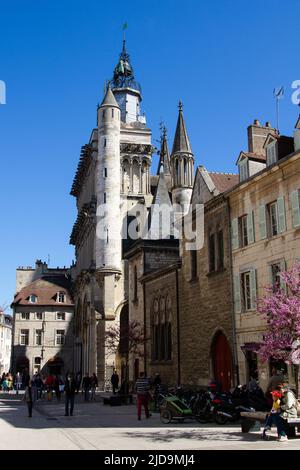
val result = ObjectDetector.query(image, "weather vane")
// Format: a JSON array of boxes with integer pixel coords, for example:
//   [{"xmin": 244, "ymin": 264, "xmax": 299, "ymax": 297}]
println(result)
[{"xmin": 273, "ymin": 86, "xmax": 284, "ymax": 133}]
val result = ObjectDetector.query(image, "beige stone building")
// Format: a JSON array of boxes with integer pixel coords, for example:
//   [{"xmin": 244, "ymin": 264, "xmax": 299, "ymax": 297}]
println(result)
[
  {"xmin": 0, "ymin": 310, "xmax": 12, "ymax": 374},
  {"xmin": 229, "ymin": 116, "xmax": 300, "ymax": 390},
  {"xmin": 11, "ymin": 261, "xmax": 74, "ymax": 376}
]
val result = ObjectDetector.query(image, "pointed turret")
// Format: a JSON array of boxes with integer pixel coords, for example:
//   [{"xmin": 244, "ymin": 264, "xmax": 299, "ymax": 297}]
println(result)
[
  {"xmin": 170, "ymin": 101, "xmax": 195, "ymax": 213},
  {"xmin": 157, "ymin": 127, "xmax": 171, "ymax": 175},
  {"xmin": 100, "ymin": 86, "xmax": 120, "ymax": 109},
  {"xmin": 172, "ymin": 101, "xmax": 193, "ymax": 155}
]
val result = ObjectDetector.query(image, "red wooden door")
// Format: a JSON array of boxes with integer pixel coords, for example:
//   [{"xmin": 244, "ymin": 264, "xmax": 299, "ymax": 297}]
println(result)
[{"xmin": 213, "ymin": 333, "xmax": 233, "ymax": 391}]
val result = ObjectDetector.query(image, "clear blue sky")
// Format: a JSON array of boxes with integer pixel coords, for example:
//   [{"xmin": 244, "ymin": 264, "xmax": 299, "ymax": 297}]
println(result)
[{"xmin": 0, "ymin": 0, "xmax": 299, "ymax": 309}]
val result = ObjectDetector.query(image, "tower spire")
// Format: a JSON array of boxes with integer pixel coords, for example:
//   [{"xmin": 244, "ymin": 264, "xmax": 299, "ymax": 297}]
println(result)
[
  {"xmin": 157, "ymin": 125, "xmax": 170, "ymax": 175},
  {"xmin": 172, "ymin": 100, "xmax": 192, "ymax": 155}
]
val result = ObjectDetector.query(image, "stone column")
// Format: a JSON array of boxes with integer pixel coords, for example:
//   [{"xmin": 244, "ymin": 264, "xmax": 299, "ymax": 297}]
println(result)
[
  {"xmin": 129, "ymin": 159, "xmax": 133, "ymax": 193},
  {"xmin": 139, "ymin": 161, "xmax": 142, "ymax": 193}
]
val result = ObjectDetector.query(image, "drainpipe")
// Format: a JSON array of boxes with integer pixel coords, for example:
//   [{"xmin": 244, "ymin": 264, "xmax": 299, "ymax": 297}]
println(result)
[
  {"xmin": 175, "ymin": 268, "xmax": 181, "ymax": 386},
  {"xmin": 143, "ymin": 281, "xmax": 147, "ymax": 376},
  {"xmin": 227, "ymin": 197, "xmax": 240, "ymax": 385}
]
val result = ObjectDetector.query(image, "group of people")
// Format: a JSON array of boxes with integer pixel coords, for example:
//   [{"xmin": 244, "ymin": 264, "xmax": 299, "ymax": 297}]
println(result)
[
  {"xmin": 261, "ymin": 368, "xmax": 299, "ymax": 441},
  {"xmin": 0, "ymin": 372, "xmax": 14, "ymax": 391},
  {"xmin": 22, "ymin": 370, "xmax": 98, "ymax": 417}
]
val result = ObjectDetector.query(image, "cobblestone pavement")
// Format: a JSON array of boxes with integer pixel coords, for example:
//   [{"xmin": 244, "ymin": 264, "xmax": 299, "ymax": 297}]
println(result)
[{"xmin": 0, "ymin": 392, "xmax": 299, "ymax": 450}]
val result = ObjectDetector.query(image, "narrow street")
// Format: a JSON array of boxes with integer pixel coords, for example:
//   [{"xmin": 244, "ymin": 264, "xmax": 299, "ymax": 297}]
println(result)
[{"xmin": 0, "ymin": 393, "xmax": 298, "ymax": 450}]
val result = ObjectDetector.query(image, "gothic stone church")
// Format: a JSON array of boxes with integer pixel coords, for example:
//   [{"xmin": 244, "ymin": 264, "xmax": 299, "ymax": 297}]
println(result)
[{"xmin": 70, "ymin": 41, "xmax": 237, "ymax": 390}]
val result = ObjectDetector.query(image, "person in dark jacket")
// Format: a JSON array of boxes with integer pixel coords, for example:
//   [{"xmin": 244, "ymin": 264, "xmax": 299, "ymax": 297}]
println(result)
[
  {"xmin": 23, "ymin": 380, "xmax": 33, "ymax": 417},
  {"xmin": 111, "ymin": 371, "xmax": 119, "ymax": 395},
  {"xmin": 65, "ymin": 372, "xmax": 76, "ymax": 416},
  {"xmin": 82, "ymin": 374, "xmax": 91, "ymax": 401}
]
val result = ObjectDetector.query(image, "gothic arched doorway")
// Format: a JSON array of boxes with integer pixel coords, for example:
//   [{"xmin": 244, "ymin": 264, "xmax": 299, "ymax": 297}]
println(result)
[{"xmin": 212, "ymin": 331, "xmax": 233, "ymax": 391}]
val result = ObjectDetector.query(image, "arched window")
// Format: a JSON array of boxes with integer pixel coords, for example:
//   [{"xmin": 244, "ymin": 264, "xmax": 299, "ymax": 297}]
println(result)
[
  {"xmin": 183, "ymin": 158, "xmax": 187, "ymax": 185},
  {"xmin": 29, "ymin": 294, "xmax": 37, "ymax": 303},
  {"xmin": 152, "ymin": 296, "xmax": 172, "ymax": 362},
  {"xmin": 176, "ymin": 159, "xmax": 179, "ymax": 185}
]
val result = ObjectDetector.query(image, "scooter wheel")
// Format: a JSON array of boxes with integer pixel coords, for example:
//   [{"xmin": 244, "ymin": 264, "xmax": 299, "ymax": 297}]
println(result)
[
  {"xmin": 215, "ymin": 413, "xmax": 228, "ymax": 425},
  {"xmin": 195, "ymin": 413, "xmax": 210, "ymax": 424}
]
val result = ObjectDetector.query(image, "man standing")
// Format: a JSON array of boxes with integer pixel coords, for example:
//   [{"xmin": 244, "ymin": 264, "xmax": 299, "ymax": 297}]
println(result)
[
  {"xmin": 65, "ymin": 372, "xmax": 76, "ymax": 416},
  {"xmin": 111, "ymin": 370, "xmax": 119, "ymax": 395},
  {"xmin": 135, "ymin": 372, "xmax": 150, "ymax": 421}
]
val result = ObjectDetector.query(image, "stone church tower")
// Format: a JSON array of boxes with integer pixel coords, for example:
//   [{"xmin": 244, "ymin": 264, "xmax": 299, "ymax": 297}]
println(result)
[
  {"xmin": 70, "ymin": 41, "xmax": 153, "ymax": 387},
  {"xmin": 70, "ymin": 41, "xmax": 195, "ymax": 387}
]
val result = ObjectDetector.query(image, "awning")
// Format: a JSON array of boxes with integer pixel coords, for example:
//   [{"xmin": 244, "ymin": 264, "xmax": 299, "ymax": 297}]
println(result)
[{"xmin": 241, "ymin": 342, "xmax": 261, "ymax": 352}]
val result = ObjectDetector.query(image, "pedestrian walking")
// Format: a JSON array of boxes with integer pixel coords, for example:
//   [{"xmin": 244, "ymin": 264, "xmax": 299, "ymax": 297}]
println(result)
[
  {"xmin": 65, "ymin": 372, "xmax": 76, "ymax": 416},
  {"xmin": 24, "ymin": 380, "xmax": 33, "ymax": 417},
  {"xmin": 90, "ymin": 373, "xmax": 98, "ymax": 401},
  {"xmin": 135, "ymin": 372, "xmax": 151, "ymax": 421},
  {"xmin": 15, "ymin": 372, "xmax": 22, "ymax": 395},
  {"xmin": 111, "ymin": 370, "xmax": 119, "ymax": 395},
  {"xmin": 82, "ymin": 373, "xmax": 91, "ymax": 401},
  {"xmin": 75, "ymin": 371, "xmax": 82, "ymax": 394}
]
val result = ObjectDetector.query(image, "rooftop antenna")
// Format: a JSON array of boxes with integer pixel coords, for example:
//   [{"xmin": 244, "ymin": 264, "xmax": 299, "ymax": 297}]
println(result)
[
  {"xmin": 273, "ymin": 86, "xmax": 284, "ymax": 133},
  {"xmin": 47, "ymin": 254, "xmax": 50, "ymax": 266}
]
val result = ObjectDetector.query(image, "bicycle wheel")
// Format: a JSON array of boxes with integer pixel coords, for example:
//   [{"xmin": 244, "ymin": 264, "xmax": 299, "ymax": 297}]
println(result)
[{"xmin": 160, "ymin": 409, "xmax": 172, "ymax": 424}]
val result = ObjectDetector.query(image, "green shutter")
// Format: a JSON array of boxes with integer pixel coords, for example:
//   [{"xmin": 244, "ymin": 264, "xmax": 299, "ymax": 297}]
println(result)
[
  {"xmin": 247, "ymin": 211, "xmax": 255, "ymax": 244},
  {"xmin": 277, "ymin": 196, "xmax": 286, "ymax": 233},
  {"xmin": 259, "ymin": 205, "xmax": 267, "ymax": 239},
  {"xmin": 268, "ymin": 265, "xmax": 273, "ymax": 285},
  {"xmin": 290, "ymin": 190, "xmax": 300, "ymax": 228},
  {"xmin": 231, "ymin": 218, "xmax": 239, "ymax": 250},
  {"xmin": 250, "ymin": 269, "xmax": 257, "ymax": 310},
  {"xmin": 280, "ymin": 259, "xmax": 287, "ymax": 292},
  {"xmin": 233, "ymin": 274, "xmax": 241, "ymax": 313}
]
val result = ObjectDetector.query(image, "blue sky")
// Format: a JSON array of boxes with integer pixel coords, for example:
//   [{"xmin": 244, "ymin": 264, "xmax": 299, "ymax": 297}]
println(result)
[{"xmin": 0, "ymin": 0, "xmax": 299, "ymax": 309}]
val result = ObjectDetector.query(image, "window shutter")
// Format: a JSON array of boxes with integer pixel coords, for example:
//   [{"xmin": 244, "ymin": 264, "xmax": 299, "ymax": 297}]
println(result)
[
  {"xmin": 259, "ymin": 205, "xmax": 267, "ymax": 239},
  {"xmin": 250, "ymin": 269, "xmax": 257, "ymax": 310},
  {"xmin": 268, "ymin": 265, "xmax": 273, "ymax": 285},
  {"xmin": 231, "ymin": 218, "xmax": 239, "ymax": 250},
  {"xmin": 233, "ymin": 274, "xmax": 241, "ymax": 313},
  {"xmin": 247, "ymin": 211, "xmax": 255, "ymax": 244},
  {"xmin": 277, "ymin": 196, "xmax": 286, "ymax": 233},
  {"xmin": 290, "ymin": 190, "xmax": 300, "ymax": 228},
  {"xmin": 280, "ymin": 260, "xmax": 287, "ymax": 292}
]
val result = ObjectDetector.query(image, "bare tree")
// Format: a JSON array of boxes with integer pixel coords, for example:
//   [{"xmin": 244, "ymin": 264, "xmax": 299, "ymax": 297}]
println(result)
[{"xmin": 105, "ymin": 320, "xmax": 148, "ymax": 389}]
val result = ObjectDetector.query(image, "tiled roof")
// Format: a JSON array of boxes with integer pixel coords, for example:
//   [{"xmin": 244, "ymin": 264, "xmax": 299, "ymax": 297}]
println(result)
[
  {"xmin": 208, "ymin": 172, "xmax": 239, "ymax": 193},
  {"xmin": 12, "ymin": 277, "xmax": 73, "ymax": 307}
]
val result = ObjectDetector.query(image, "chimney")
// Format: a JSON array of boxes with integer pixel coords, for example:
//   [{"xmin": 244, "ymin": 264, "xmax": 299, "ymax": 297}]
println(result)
[{"xmin": 247, "ymin": 119, "xmax": 277, "ymax": 155}]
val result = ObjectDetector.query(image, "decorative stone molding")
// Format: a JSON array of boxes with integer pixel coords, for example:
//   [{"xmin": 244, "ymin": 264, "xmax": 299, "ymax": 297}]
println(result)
[{"xmin": 120, "ymin": 143, "xmax": 155, "ymax": 155}]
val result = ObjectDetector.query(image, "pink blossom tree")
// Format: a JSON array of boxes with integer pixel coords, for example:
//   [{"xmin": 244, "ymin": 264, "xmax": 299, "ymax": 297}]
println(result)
[{"xmin": 257, "ymin": 262, "xmax": 300, "ymax": 396}]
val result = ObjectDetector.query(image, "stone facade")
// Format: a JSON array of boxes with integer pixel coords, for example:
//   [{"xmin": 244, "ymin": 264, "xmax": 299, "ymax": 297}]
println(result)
[
  {"xmin": 0, "ymin": 311, "xmax": 12, "ymax": 374},
  {"xmin": 11, "ymin": 263, "xmax": 74, "ymax": 376},
  {"xmin": 229, "ymin": 119, "xmax": 300, "ymax": 390},
  {"xmin": 179, "ymin": 183, "xmax": 236, "ymax": 389}
]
